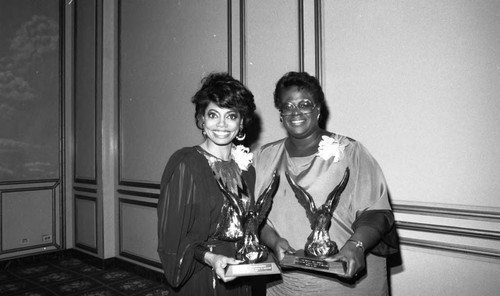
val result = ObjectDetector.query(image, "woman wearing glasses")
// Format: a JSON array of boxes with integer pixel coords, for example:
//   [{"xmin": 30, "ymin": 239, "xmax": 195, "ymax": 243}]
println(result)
[{"xmin": 254, "ymin": 71, "xmax": 399, "ymax": 295}]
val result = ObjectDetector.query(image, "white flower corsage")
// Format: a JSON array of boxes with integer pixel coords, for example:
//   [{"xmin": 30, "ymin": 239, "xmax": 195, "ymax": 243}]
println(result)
[
  {"xmin": 231, "ymin": 145, "xmax": 253, "ymax": 171},
  {"xmin": 317, "ymin": 134, "xmax": 349, "ymax": 162}
]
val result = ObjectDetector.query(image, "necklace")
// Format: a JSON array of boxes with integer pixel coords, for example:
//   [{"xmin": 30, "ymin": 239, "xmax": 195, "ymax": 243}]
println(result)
[{"xmin": 196, "ymin": 146, "xmax": 243, "ymax": 194}]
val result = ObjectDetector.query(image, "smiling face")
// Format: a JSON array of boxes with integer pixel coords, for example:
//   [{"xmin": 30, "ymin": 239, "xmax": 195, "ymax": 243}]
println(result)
[
  {"xmin": 202, "ymin": 102, "xmax": 242, "ymax": 147},
  {"xmin": 279, "ymin": 86, "xmax": 321, "ymax": 139}
]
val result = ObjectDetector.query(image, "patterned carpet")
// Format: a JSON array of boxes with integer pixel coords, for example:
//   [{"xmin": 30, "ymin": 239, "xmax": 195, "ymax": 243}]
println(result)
[{"xmin": 0, "ymin": 253, "xmax": 170, "ymax": 296}]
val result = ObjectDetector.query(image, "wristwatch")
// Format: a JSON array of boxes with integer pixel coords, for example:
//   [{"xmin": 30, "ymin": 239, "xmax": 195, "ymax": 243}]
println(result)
[{"xmin": 347, "ymin": 239, "xmax": 365, "ymax": 253}]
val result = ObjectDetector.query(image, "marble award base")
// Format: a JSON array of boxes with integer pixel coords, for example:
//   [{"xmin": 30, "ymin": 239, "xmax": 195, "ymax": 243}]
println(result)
[
  {"xmin": 225, "ymin": 256, "xmax": 281, "ymax": 277},
  {"xmin": 281, "ymin": 250, "xmax": 346, "ymax": 275}
]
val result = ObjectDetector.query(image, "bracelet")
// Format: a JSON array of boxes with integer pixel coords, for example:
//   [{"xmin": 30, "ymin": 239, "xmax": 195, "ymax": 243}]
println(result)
[{"xmin": 347, "ymin": 239, "xmax": 365, "ymax": 253}]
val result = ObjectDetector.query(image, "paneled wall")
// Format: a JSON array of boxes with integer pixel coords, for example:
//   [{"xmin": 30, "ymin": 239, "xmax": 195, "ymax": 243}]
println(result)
[
  {"xmin": 0, "ymin": 0, "xmax": 64, "ymax": 260},
  {"xmin": 71, "ymin": 0, "xmax": 500, "ymax": 294},
  {"xmin": 73, "ymin": 0, "xmax": 100, "ymax": 255},
  {"xmin": 115, "ymin": 0, "xmax": 232, "ymax": 268}
]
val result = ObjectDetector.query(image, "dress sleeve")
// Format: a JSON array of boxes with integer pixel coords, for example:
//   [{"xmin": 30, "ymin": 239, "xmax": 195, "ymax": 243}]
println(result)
[
  {"xmin": 157, "ymin": 158, "xmax": 210, "ymax": 288},
  {"xmin": 348, "ymin": 142, "xmax": 400, "ymax": 255},
  {"xmin": 349, "ymin": 141, "xmax": 392, "ymax": 214},
  {"xmin": 352, "ymin": 210, "xmax": 400, "ymax": 256}
]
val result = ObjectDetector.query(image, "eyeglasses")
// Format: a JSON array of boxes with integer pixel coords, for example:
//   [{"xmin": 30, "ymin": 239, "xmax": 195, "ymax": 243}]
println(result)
[{"xmin": 280, "ymin": 99, "xmax": 316, "ymax": 116}]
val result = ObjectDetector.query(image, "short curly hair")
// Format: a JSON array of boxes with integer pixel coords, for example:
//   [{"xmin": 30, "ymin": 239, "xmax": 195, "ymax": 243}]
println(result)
[
  {"xmin": 192, "ymin": 72, "xmax": 256, "ymax": 130},
  {"xmin": 273, "ymin": 71, "xmax": 325, "ymax": 110}
]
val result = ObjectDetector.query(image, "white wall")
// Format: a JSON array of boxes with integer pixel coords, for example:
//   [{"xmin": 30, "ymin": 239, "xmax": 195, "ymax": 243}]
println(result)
[
  {"xmin": 248, "ymin": 1, "xmax": 500, "ymax": 292},
  {"xmin": 324, "ymin": 0, "xmax": 500, "ymax": 209},
  {"xmin": 319, "ymin": 2, "xmax": 500, "ymax": 294}
]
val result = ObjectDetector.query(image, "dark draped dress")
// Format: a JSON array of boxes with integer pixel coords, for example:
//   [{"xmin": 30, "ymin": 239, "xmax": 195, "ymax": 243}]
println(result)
[{"xmin": 157, "ymin": 146, "xmax": 256, "ymax": 296}]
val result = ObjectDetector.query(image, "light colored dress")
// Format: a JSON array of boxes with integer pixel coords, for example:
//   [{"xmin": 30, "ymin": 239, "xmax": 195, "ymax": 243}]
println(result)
[{"xmin": 254, "ymin": 134, "xmax": 395, "ymax": 296}]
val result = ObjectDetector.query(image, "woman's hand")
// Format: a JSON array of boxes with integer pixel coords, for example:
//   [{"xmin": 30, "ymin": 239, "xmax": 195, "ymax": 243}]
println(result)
[
  {"xmin": 327, "ymin": 241, "xmax": 366, "ymax": 278},
  {"xmin": 260, "ymin": 224, "xmax": 296, "ymax": 261},
  {"xmin": 204, "ymin": 252, "xmax": 243, "ymax": 282},
  {"xmin": 272, "ymin": 237, "xmax": 296, "ymax": 261}
]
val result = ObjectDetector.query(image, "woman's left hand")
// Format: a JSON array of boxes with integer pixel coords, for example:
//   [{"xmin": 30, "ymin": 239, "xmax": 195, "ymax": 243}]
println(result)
[
  {"xmin": 205, "ymin": 252, "xmax": 244, "ymax": 282},
  {"xmin": 326, "ymin": 242, "xmax": 366, "ymax": 278}
]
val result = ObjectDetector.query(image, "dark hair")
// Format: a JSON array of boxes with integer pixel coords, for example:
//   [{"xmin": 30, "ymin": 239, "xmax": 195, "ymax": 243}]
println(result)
[
  {"xmin": 273, "ymin": 71, "xmax": 325, "ymax": 110},
  {"xmin": 192, "ymin": 72, "xmax": 256, "ymax": 130}
]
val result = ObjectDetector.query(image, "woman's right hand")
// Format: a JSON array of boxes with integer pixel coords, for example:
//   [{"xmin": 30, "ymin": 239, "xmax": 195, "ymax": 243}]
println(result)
[
  {"xmin": 204, "ymin": 252, "xmax": 243, "ymax": 282},
  {"xmin": 260, "ymin": 224, "xmax": 296, "ymax": 261},
  {"xmin": 273, "ymin": 237, "xmax": 296, "ymax": 261}
]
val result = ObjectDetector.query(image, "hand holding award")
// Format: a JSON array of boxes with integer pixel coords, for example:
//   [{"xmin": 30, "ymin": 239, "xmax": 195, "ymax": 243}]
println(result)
[
  {"xmin": 281, "ymin": 167, "xmax": 350, "ymax": 274},
  {"xmin": 215, "ymin": 170, "xmax": 281, "ymax": 277}
]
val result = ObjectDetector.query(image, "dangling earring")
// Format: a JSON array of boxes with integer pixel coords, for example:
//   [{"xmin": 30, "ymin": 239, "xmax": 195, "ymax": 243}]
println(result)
[
  {"xmin": 236, "ymin": 130, "xmax": 246, "ymax": 141},
  {"xmin": 280, "ymin": 116, "xmax": 283, "ymax": 123},
  {"xmin": 201, "ymin": 122, "xmax": 207, "ymax": 136}
]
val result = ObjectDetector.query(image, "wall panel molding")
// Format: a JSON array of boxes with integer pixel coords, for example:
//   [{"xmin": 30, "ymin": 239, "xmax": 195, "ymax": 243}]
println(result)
[
  {"xmin": 118, "ymin": 0, "xmax": 229, "ymax": 187},
  {"xmin": 314, "ymin": 0, "xmax": 323, "ymax": 83},
  {"xmin": 116, "ymin": 0, "xmax": 159, "ymax": 190},
  {"xmin": 398, "ymin": 221, "xmax": 500, "ymax": 241},
  {"xmin": 117, "ymin": 189, "xmax": 159, "ymax": 200},
  {"xmin": 401, "ymin": 237, "xmax": 500, "ymax": 260},
  {"xmin": 0, "ymin": 0, "xmax": 65, "ymax": 259},
  {"xmin": 74, "ymin": 194, "xmax": 98, "ymax": 254},
  {"xmin": 118, "ymin": 180, "xmax": 159, "ymax": 190},
  {"xmin": 73, "ymin": 186, "xmax": 97, "ymax": 194},
  {"xmin": 0, "ymin": 184, "xmax": 60, "ymax": 255},
  {"xmin": 119, "ymin": 198, "xmax": 160, "ymax": 268},
  {"xmin": 393, "ymin": 201, "xmax": 500, "ymax": 259},
  {"xmin": 238, "ymin": 0, "xmax": 246, "ymax": 83},
  {"xmin": 74, "ymin": 178, "xmax": 97, "ymax": 185},
  {"xmin": 0, "ymin": 179, "xmax": 60, "ymax": 187},
  {"xmin": 393, "ymin": 202, "xmax": 500, "ymax": 222},
  {"xmin": 73, "ymin": 0, "xmax": 98, "ymax": 184}
]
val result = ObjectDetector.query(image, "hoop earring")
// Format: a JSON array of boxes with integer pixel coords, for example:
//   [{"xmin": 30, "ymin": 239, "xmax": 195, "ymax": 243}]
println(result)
[{"xmin": 236, "ymin": 131, "xmax": 246, "ymax": 141}]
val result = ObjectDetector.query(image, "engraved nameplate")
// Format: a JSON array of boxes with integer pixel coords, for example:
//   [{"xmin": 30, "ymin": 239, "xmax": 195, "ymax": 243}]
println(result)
[
  {"xmin": 225, "ymin": 256, "xmax": 281, "ymax": 277},
  {"xmin": 281, "ymin": 250, "xmax": 346, "ymax": 275}
]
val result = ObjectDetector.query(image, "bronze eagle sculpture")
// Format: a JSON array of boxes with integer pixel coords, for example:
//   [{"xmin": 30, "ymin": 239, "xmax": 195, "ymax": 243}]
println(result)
[
  {"xmin": 285, "ymin": 167, "xmax": 350, "ymax": 258},
  {"xmin": 216, "ymin": 170, "xmax": 280, "ymax": 263}
]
